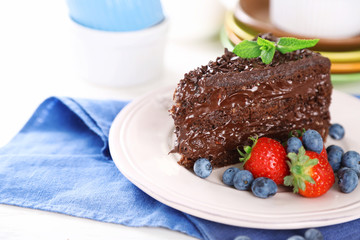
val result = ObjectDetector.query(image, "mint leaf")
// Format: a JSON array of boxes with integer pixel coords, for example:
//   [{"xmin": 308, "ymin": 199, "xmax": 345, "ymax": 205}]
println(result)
[
  {"xmin": 261, "ymin": 47, "xmax": 275, "ymax": 64},
  {"xmin": 257, "ymin": 37, "xmax": 276, "ymax": 64},
  {"xmin": 276, "ymin": 37, "xmax": 319, "ymax": 54},
  {"xmin": 232, "ymin": 36, "xmax": 319, "ymax": 65},
  {"xmin": 233, "ymin": 40, "xmax": 261, "ymax": 58},
  {"xmin": 257, "ymin": 37, "xmax": 275, "ymax": 49}
]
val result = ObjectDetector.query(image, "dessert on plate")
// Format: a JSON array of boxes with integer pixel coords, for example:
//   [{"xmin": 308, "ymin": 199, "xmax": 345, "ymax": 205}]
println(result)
[{"xmin": 170, "ymin": 34, "xmax": 332, "ymax": 169}]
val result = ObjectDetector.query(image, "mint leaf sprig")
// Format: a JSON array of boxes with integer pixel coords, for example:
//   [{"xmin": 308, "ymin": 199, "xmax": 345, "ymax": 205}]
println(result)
[{"xmin": 233, "ymin": 37, "xmax": 319, "ymax": 65}]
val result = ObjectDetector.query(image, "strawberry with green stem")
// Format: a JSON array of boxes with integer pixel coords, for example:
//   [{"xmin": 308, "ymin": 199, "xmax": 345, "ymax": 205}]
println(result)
[
  {"xmin": 238, "ymin": 136, "xmax": 289, "ymax": 185},
  {"xmin": 284, "ymin": 147, "xmax": 335, "ymax": 197}
]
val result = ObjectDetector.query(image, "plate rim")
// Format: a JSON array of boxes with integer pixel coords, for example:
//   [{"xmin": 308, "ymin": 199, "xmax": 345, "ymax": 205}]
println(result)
[{"xmin": 109, "ymin": 86, "xmax": 360, "ymax": 229}]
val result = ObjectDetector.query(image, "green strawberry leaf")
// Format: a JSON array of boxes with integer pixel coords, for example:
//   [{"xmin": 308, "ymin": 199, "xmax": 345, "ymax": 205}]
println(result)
[
  {"xmin": 303, "ymin": 175, "xmax": 316, "ymax": 184},
  {"xmin": 238, "ymin": 135, "xmax": 258, "ymax": 164},
  {"xmin": 276, "ymin": 37, "xmax": 319, "ymax": 54},
  {"xmin": 237, "ymin": 147, "xmax": 245, "ymax": 157},
  {"xmin": 287, "ymin": 152, "xmax": 298, "ymax": 163},
  {"xmin": 298, "ymin": 179, "xmax": 306, "ymax": 191},
  {"xmin": 298, "ymin": 147, "xmax": 309, "ymax": 163},
  {"xmin": 285, "ymin": 147, "xmax": 319, "ymax": 194},
  {"xmin": 244, "ymin": 146, "xmax": 252, "ymax": 154},
  {"xmin": 284, "ymin": 175, "xmax": 294, "ymax": 187},
  {"xmin": 233, "ymin": 40, "xmax": 261, "ymax": 58},
  {"xmin": 292, "ymin": 165, "xmax": 303, "ymax": 176},
  {"xmin": 304, "ymin": 158, "xmax": 319, "ymax": 168},
  {"xmin": 288, "ymin": 129, "xmax": 306, "ymax": 138}
]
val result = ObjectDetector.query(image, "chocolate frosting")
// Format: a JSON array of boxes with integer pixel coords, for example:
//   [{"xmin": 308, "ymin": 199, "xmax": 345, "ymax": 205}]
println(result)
[{"xmin": 170, "ymin": 41, "xmax": 332, "ymax": 169}]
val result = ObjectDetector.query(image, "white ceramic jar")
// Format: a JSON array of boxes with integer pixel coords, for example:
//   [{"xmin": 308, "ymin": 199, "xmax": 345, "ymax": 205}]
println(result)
[
  {"xmin": 270, "ymin": 0, "xmax": 360, "ymax": 39},
  {"xmin": 71, "ymin": 19, "xmax": 168, "ymax": 87}
]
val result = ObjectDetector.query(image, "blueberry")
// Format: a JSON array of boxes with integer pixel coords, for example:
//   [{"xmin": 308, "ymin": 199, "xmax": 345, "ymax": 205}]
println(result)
[
  {"xmin": 329, "ymin": 123, "xmax": 345, "ymax": 140},
  {"xmin": 341, "ymin": 151, "xmax": 360, "ymax": 176},
  {"xmin": 337, "ymin": 166, "xmax": 351, "ymax": 176},
  {"xmin": 233, "ymin": 170, "xmax": 254, "ymax": 190},
  {"xmin": 222, "ymin": 167, "xmax": 240, "ymax": 186},
  {"xmin": 302, "ymin": 129, "xmax": 323, "ymax": 154},
  {"xmin": 338, "ymin": 167, "xmax": 358, "ymax": 193},
  {"xmin": 233, "ymin": 236, "xmax": 251, "ymax": 240},
  {"xmin": 251, "ymin": 177, "xmax": 277, "ymax": 199},
  {"xmin": 287, "ymin": 235, "xmax": 305, "ymax": 240},
  {"xmin": 287, "ymin": 137, "xmax": 303, "ymax": 154},
  {"xmin": 326, "ymin": 145, "xmax": 344, "ymax": 155},
  {"xmin": 193, "ymin": 158, "xmax": 212, "ymax": 178},
  {"xmin": 327, "ymin": 148, "xmax": 343, "ymax": 172},
  {"xmin": 304, "ymin": 228, "xmax": 323, "ymax": 240}
]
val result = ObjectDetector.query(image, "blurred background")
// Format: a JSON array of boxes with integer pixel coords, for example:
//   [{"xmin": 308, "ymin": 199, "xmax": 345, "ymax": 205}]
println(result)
[
  {"xmin": 0, "ymin": 0, "xmax": 359, "ymax": 145},
  {"xmin": 0, "ymin": 0, "xmax": 359, "ymax": 239},
  {"xmin": 1, "ymin": 0, "xmax": 359, "ymax": 94}
]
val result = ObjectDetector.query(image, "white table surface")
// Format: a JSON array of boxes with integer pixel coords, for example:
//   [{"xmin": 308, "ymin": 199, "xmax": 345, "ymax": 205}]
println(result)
[{"xmin": 0, "ymin": 1, "xmax": 360, "ymax": 239}]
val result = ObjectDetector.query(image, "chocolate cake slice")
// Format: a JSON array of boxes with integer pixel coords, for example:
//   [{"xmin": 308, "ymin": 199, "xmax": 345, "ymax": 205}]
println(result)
[{"xmin": 170, "ymin": 35, "xmax": 332, "ymax": 169}]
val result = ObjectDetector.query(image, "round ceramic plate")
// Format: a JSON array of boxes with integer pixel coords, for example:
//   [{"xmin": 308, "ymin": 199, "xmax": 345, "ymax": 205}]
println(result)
[
  {"xmin": 332, "ymin": 73, "xmax": 360, "ymax": 82},
  {"xmin": 331, "ymin": 62, "xmax": 360, "ymax": 74},
  {"xmin": 321, "ymin": 51, "xmax": 360, "ymax": 63},
  {"xmin": 234, "ymin": 0, "xmax": 360, "ymax": 51},
  {"xmin": 109, "ymin": 86, "xmax": 360, "ymax": 230}
]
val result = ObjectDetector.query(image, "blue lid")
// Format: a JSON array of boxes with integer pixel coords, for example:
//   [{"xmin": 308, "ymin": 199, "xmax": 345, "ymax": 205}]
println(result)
[{"xmin": 66, "ymin": 0, "xmax": 164, "ymax": 31}]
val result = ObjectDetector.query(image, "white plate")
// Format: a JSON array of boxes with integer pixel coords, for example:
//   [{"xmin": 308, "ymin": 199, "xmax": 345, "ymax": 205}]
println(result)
[{"xmin": 109, "ymin": 86, "xmax": 360, "ymax": 230}]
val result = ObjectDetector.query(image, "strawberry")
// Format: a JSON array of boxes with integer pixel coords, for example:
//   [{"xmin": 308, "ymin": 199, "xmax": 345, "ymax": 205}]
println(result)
[
  {"xmin": 319, "ymin": 144, "xmax": 328, "ymax": 160},
  {"xmin": 284, "ymin": 147, "xmax": 335, "ymax": 198},
  {"xmin": 238, "ymin": 136, "xmax": 289, "ymax": 185}
]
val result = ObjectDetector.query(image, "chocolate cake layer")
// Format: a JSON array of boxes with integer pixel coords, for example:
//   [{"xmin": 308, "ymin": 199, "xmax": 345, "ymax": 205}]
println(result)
[{"xmin": 170, "ymin": 41, "xmax": 332, "ymax": 169}]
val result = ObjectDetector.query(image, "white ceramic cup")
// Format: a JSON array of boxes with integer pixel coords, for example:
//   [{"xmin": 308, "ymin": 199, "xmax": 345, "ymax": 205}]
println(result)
[
  {"xmin": 270, "ymin": 0, "xmax": 360, "ymax": 39},
  {"xmin": 161, "ymin": 0, "xmax": 226, "ymax": 42},
  {"xmin": 71, "ymin": 19, "xmax": 168, "ymax": 87}
]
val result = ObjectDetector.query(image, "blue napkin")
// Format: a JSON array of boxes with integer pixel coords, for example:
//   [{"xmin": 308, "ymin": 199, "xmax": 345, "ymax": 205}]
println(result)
[{"xmin": 0, "ymin": 96, "xmax": 359, "ymax": 240}]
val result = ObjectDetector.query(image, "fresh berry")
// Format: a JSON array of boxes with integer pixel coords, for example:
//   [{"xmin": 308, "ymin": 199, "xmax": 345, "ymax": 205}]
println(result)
[
  {"xmin": 338, "ymin": 167, "xmax": 358, "ymax": 193},
  {"xmin": 251, "ymin": 177, "xmax": 277, "ymax": 198},
  {"xmin": 304, "ymin": 228, "xmax": 323, "ymax": 240},
  {"xmin": 319, "ymin": 144, "xmax": 328, "ymax": 162},
  {"xmin": 222, "ymin": 167, "xmax": 240, "ymax": 186},
  {"xmin": 341, "ymin": 151, "xmax": 360, "ymax": 176},
  {"xmin": 337, "ymin": 167, "xmax": 350, "ymax": 176},
  {"xmin": 287, "ymin": 137, "xmax": 303, "ymax": 154},
  {"xmin": 327, "ymin": 147, "xmax": 343, "ymax": 172},
  {"xmin": 293, "ymin": 132, "xmax": 327, "ymax": 160},
  {"xmin": 233, "ymin": 170, "xmax": 254, "ymax": 190},
  {"xmin": 287, "ymin": 235, "xmax": 305, "ymax": 240},
  {"xmin": 329, "ymin": 123, "xmax": 345, "ymax": 140},
  {"xmin": 302, "ymin": 129, "xmax": 323, "ymax": 154},
  {"xmin": 234, "ymin": 236, "xmax": 251, "ymax": 240},
  {"xmin": 326, "ymin": 145, "xmax": 344, "ymax": 155},
  {"xmin": 238, "ymin": 136, "xmax": 289, "ymax": 185},
  {"xmin": 193, "ymin": 158, "xmax": 212, "ymax": 178},
  {"xmin": 284, "ymin": 147, "xmax": 335, "ymax": 198}
]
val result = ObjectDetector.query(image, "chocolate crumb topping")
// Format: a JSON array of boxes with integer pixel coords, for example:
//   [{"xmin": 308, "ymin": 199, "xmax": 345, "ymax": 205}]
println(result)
[{"xmin": 170, "ymin": 35, "xmax": 332, "ymax": 169}]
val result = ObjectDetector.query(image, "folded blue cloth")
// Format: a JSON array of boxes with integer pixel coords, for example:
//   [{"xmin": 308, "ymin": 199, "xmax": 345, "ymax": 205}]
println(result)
[{"xmin": 0, "ymin": 97, "xmax": 359, "ymax": 240}]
